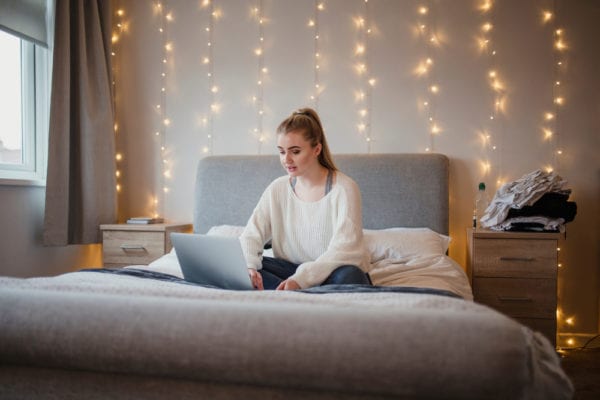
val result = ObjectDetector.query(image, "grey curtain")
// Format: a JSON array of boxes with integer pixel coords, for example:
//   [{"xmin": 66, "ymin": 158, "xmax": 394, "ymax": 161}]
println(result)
[{"xmin": 43, "ymin": 0, "xmax": 116, "ymax": 245}]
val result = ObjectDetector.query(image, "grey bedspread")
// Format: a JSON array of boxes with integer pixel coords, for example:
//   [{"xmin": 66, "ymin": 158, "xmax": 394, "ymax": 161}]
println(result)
[{"xmin": 0, "ymin": 270, "xmax": 573, "ymax": 399}]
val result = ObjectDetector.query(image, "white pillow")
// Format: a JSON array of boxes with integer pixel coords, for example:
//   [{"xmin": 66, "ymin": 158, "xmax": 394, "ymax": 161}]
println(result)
[
  {"xmin": 363, "ymin": 228, "xmax": 450, "ymax": 262},
  {"xmin": 206, "ymin": 225, "xmax": 450, "ymax": 262},
  {"xmin": 206, "ymin": 225, "xmax": 245, "ymax": 237}
]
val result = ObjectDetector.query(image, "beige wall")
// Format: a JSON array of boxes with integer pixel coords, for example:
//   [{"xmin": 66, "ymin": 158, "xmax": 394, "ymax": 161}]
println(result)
[{"xmin": 113, "ymin": 0, "xmax": 599, "ymax": 341}]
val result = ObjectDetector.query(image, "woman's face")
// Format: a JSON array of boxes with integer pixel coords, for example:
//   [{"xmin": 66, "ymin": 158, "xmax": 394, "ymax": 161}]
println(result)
[{"xmin": 277, "ymin": 130, "xmax": 322, "ymax": 177}]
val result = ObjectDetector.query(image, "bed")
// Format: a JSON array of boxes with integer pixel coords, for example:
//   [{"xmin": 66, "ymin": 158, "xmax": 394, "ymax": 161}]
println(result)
[{"xmin": 0, "ymin": 154, "xmax": 573, "ymax": 399}]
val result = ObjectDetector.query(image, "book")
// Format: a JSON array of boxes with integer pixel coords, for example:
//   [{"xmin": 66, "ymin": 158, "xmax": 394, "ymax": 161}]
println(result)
[{"xmin": 126, "ymin": 217, "xmax": 164, "ymax": 225}]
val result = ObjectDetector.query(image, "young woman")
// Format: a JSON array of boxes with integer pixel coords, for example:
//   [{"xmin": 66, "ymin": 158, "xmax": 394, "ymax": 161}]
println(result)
[{"xmin": 240, "ymin": 108, "xmax": 371, "ymax": 290}]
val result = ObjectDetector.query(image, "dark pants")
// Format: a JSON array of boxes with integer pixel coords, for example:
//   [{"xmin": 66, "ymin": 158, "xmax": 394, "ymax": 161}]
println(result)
[{"xmin": 259, "ymin": 257, "xmax": 371, "ymax": 290}]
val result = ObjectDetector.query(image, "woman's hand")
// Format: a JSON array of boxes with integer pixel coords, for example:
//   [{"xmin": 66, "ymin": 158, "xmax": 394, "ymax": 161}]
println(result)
[
  {"xmin": 276, "ymin": 279, "xmax": 300, "ymax": 291},
  {"xmin": 248, "ymin": 268, "xmax": 264, "ymax": 290}
]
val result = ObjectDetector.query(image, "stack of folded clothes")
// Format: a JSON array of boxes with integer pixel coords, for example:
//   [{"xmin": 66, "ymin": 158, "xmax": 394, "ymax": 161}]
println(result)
[{"xmin": 480, "ymin": 169, "xmax": 577, "ymax": 232}]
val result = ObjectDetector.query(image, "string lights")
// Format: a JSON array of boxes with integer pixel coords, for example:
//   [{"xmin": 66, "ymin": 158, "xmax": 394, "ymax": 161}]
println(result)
[
  {"xmin": 540, "ymin": 6, "xmax": 566, "ymax": 175},
  {"xmin": 541, "ymin": 3, "xmax": 573, "ymax": 349},
  {"xmin": 354, "ymin": 0, "xmax": 375, "ymax": 153},
  {"xmin": 200, "ymin": 0, "xmax": 221, "ymax": 155},
  {"xmin": 251, "ymin": 0, "xmax": 268, "ymax": 154},
  {"xmin": 308, "ymin": 1, "xmax": 325, "ymax": 108},
  {"xmin": 153, "ymin": 1, "xmax": 173, "ymax": 218},
  {"xmin": 103, "ymin": 1, "xmax": 585, "ymax": 348},
  {"xmin": 476, "ymin": 0, "xmax": 506, "ymax": 187},
  {"xmin": 111, "ymin": 5, "xmax": 126, "ymax": 197},
  {"xmin": 413, "ymin": 2, "xmax": 442, "ymax": 152}
]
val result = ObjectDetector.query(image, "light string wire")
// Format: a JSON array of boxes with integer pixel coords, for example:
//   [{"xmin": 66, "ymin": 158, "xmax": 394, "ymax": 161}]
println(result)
[
  {"xmin": 542, "ymin": 0, "xmax": 573, "ymax": 348},
  {"xmin": 252, "ymin": 0, "xmax": 267, "ymax": 154},
  {"xmin": 154, "ymin": 1, "xmax": 172, "ymax": 218},
  {"xmin": 354, "ymin": 0, "xmax": 375, "ymax": 153},
  {"xmin": 541, "ymin": 0, "xmax": 566, "ymax": 175},
  {"xmin": 308, "ymin": 1, "xmax": 324, "ymax": 109},
  {"xmin": 201, "ymin": 0, "xmax": 219, "ymax": 155},
  {"xmin": 111, "ymin": 5, "xmax": 125, "ymax": 198},
  {"xmin": 414, "ymin": 2, "xmax": 442, "ymax": 152},
  {"xmin": 477, "ymin": 0, "xmax": 506, "ymax": 187}
]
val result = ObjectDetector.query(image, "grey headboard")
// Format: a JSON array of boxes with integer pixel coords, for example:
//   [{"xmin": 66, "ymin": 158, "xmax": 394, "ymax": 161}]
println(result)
[{"xmin": 194, "ymin": 153, "xmax": 449, "ymax": 235}]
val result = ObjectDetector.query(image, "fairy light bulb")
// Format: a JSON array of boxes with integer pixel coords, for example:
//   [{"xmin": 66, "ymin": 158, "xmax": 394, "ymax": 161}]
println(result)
[{"xmin": 479, "ymin": 0, "xmax": 492, "ymax": 12}]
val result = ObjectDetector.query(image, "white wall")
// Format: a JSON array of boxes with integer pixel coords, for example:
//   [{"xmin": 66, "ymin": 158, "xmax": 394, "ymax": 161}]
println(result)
[
  {"xmin": 0, "ymin": 185, "xmax": 101, "ymax": 277},
  {"xmin": 115, "ymin": 0, "xmax": 597, "ymax": 341}
]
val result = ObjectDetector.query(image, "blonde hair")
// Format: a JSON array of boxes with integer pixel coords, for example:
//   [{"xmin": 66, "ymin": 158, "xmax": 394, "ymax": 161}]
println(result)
[{"xmin": 276, "ymin": 107, "xmax": 337, "ymax": 171}]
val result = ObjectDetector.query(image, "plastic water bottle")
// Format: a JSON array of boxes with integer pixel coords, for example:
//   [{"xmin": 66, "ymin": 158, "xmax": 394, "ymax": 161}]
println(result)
[{"xmin": 473, "ymin": 182, "xmax": 488, "ymax": 229}]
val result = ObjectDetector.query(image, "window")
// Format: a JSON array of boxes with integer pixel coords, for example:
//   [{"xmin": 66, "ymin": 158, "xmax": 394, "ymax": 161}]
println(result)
[{"xmin": 0, "ymin": 29, "xmax": 50, "ymax": 185}]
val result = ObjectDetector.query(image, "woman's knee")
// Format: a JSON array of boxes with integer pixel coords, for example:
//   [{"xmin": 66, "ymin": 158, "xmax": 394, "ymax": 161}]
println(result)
[{"xmin": 323, "ymin": 265, "xmax": 370, "ymax": 285}]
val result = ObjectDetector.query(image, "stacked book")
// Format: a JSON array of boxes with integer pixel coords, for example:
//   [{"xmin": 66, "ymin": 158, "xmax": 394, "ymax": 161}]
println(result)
[{"xmin": 126, "ymin": 217, "xmax": 165, "ymax": 225}]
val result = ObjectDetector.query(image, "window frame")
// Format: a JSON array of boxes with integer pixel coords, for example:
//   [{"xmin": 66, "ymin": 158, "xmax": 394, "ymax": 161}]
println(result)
[{"xmin": 0, "ymin": 36, "xmax": 50, "ymax": 186}]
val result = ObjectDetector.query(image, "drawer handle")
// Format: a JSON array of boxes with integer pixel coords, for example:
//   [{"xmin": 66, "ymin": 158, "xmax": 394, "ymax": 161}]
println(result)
[
  {"xmin": 499, "ymin": 257, "xmax": 535, "ymax": 262},
  {"xmin": 120, "ymin": 244, "xmax": 146, "ymax": 250},
  {"xmin": 498, "ymin": 296, "xmax": 533, "ymax": 302}
]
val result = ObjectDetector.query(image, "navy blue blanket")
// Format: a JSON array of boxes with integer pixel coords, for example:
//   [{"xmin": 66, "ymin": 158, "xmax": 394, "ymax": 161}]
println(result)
[{"xmin": 83, "ymin": 268, "xmax": 460, "ymax": 298}]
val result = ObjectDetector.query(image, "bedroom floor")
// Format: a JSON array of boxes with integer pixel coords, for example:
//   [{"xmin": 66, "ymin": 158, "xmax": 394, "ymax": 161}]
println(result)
[{"xmin": 560, "ymin": 338, "xmax": 600, "ymax": 399}]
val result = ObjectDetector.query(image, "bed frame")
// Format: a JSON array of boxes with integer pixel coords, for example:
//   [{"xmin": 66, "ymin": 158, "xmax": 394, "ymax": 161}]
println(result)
[{"xmin": 195, "ymin": 153, "xmax": 449, "ymax": 235}]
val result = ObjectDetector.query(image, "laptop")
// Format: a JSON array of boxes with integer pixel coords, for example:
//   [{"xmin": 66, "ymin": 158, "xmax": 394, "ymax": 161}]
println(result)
[{"xmin": 170, "ymin": 232, "xmax": 254, "ymax": 290}]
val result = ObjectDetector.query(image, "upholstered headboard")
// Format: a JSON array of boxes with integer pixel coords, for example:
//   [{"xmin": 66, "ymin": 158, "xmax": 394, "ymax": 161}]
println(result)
[{"xmin": 194, "ymin": 153, "xmax": 449, "ymax": 235}]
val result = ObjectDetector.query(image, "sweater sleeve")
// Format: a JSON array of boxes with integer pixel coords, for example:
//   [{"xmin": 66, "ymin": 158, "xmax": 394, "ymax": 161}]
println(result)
[
  {"xmin": 289, "ymin": 179, "xmax": 369, "ymax": 288},
  {"xmin": 239, "ymin": 184, "xmax": 273, "ymax": 270}
]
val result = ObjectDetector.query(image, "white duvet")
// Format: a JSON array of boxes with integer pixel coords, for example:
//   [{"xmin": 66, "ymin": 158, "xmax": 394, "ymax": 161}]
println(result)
[
  {"xmin": 153, "ymin": 225, "xmax": 473, "ymax": 300},
  {"xmin": 147, "ymin": 244, "xmax": 472, "ymax": 300}
]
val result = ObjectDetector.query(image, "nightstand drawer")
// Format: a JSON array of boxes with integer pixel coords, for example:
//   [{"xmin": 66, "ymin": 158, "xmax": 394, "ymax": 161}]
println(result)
[
  {"xmin": 103, "ymin": 230, "xmax": 165, "ymax": 266},
  {"xmin": 472, "ymin": 239, "xmax": 557, "ymax": 278},
  {"xmin": 473, "ymin": 277, "xmax": 556, "ymax": 319},
  {"xmin": 101, "ymin": 223, "xmax": 192, "ymax": 268}
]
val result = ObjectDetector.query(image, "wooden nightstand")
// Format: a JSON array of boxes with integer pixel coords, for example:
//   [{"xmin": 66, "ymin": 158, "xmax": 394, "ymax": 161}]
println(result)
[
  {"xmin": 467, "ymin": 228, "xmax": 561, "ymax": 346},
  {"xmin": 100, "ymin": 223, "xmax": 192, "ymax": 268}
]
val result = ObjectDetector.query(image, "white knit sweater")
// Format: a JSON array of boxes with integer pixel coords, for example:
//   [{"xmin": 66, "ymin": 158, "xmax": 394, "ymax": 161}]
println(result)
[{"xmin": 240, "ymin": 171, "xmax": 370, "ymax": 288}]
